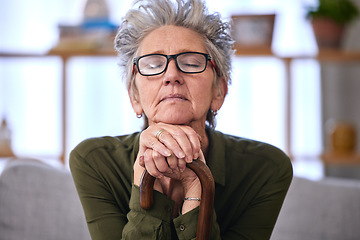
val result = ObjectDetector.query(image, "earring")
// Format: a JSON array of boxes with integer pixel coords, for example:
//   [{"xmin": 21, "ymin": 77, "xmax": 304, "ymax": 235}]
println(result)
[
  {"xmin": 136, "ymin": 113, "xmax": 143, "ymax": 118},
  {"xmin": 212, "ymin": 109, "xmax": 218, "ymax": 117}
]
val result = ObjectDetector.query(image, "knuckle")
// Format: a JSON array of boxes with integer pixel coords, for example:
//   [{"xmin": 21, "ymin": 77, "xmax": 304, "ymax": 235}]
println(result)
[
  {"xmin": 143, "ymin": 151, "xmax": 153, "ymax": 162},
  {"xmin": 153, "ymin": 151, "xmax": 164, "ymax": 160},
  {"xmin": 148, "ymin": 170, "xmax": 161, "ymax": 178},
  {"xmin": 149, "ymin": 139, "xmax": 158, "ymax": 148}
]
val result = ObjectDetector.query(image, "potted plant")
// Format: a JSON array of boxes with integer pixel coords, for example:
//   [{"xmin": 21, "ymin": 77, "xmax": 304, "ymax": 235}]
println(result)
[{"xmin": 306, "ymin": 0, "xmax": 359, "ymax": 48}]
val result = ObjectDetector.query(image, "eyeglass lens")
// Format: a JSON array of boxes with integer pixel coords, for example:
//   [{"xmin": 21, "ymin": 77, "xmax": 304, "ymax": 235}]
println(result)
[{"xmin": 137, "ymin": 52, "xmax": 207, "ymax": 76}]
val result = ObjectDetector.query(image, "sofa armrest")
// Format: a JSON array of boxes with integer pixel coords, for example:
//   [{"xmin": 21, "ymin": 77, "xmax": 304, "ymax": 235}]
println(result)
[
  {"xmin": 271, "ymin": 176, "xmax": 360, "ymax": 240},
  {"xmin": 0, "ymin": 158, "xmax": 91, "ymax": 240}
]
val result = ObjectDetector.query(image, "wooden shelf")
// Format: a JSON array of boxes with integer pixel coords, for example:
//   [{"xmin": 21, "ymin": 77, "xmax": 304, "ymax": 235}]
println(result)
[
  {"xmin": 2, "ymin": 47, "xmax": 360, "ymax": 163},
  {"xmin": 316, "ymin": 49, "xmax": 360, "ymax": 62},
  {"xmin": 233, "ymin": 46, "xmax": 360, "ymax": 62},
  {"xmin": 2, "ymin": 47, "xmax": 360, "ymax": 61},
  {"xmin": 234, "ymin": 45, "xmax": 273, "ymax": 56},
  {"xmin": 0, "ymin": 48, "xmax": 116, "ymax": 58},
  {"xmin": 48, "ymin": 48, "xmax": 116, "ymax": 57}
]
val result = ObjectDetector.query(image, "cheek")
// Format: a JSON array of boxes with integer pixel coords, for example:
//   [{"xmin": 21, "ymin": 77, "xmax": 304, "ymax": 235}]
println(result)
[
  {"xmin": 200, "ymin": 73, "xmax": 216, "ymax": 94},
  {"xmin": 135, "ymin": 79, "xmax": 159, "ymax": 106},
  {"xmin": 191, "ymin": 80, "xmax": 215, "ymax": 107}
]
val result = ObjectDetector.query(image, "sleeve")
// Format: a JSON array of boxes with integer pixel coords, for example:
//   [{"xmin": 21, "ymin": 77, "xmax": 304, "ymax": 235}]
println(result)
[
  {"xmin": 224, "ymin": 154, "xmax": 293, "ymax": 240},
  {"xmin": 122, "ymin": 185, "xmax": 175, "ymax": 239},
  {"xmin": 173, "ymin": 208, "xmax": 221, "ymax": 240},
  {"xmin": 70, "ymin": 146, "xmax": 202, "ymax": 240},
  {"xmin": 70, "ymin": 149, "xmax": 127, "ymax": 240}
]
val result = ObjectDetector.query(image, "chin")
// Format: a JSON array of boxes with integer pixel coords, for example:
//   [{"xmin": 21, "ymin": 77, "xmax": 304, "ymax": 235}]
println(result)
[
  {"xmin": 157, "ymin": 114, "xmax": 192, "ymax": 125},
  {"xmin": 154, "ymin": 108, "xmax": 192, "ymax": 123},
  {"xmin": 163, "ymin": 118, "xmax": 191, "ymax": 125}
]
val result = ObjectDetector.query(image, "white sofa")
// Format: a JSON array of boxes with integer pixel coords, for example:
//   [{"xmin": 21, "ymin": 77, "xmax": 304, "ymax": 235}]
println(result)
[
  {"xmin": 0, "ymin": 159, "xmax": 90, "ymax": 240},
  {"xmin": 271, "ymin": 175, "xmax": 360, "ymax": 240},
  {"xmin": 1, "ymin": 158, "xmax": 360, "ymax": 240}
]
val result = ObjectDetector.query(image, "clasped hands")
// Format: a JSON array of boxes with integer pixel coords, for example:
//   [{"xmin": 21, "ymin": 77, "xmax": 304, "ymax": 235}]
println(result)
[{"xmin": 133, "ymin": 123, "xmax": 205, "ymax": 214}]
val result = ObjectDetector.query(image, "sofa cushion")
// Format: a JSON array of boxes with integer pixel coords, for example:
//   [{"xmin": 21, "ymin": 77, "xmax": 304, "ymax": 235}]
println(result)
[
  {"xmin": 0, "ymin": 159, "xmax": 90, "ymax": 240},
  {"xmin": 271, "ymin": 176, "xmax": 360, "ymax": 240}
]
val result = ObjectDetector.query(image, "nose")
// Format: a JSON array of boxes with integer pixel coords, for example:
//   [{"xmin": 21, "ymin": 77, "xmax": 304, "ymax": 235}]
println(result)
[{"xmin": 162, "ymin": 59, "xmax": 184, "ymax": 85}]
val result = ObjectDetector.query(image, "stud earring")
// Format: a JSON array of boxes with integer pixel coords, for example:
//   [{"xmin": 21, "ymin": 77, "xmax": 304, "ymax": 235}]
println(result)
[{"xmin": 212, "ymin": 109, "xmax": 218, "ymax": 117}]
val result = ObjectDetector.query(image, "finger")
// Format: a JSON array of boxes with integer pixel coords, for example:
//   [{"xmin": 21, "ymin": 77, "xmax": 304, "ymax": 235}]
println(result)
[
  {"xmin": 138, "ymin": 155, "xmax": 145, "ymax": 167},
  {"xmin": 164, "ymin": 126, "xmax": 201, "ymax": 163},
  {"xmin": 178, "ymin": 158, "xmax": 187, "ymax": 172},
  {"xmin": 168, "ymin": 128, "xmax": 194, "ymax": 163},
  {"xmin": 156, "ymin": 130, "xmax": 186, "ymax": 160},
  {"xmin": 165, "ymin": 153, "xmax": 179, "ymax": 172},
  {"xmin": 152, "ymin": 150, "xmax": 173, "ymax": 174},
  {"xmin": 143, "ymin": 149, "xmax": 163, "ymax": 178},
  {"xmin": 133, "ymin": 156, "xmax": 146, "ymax": 186},
  {"xmin": 198, "ymin": 150, "xmax": 206, "ymax": 163},
  {"xmin": 178, "ymin": 126, "xmax": 201, "ymax": 163},
  {"xmin": 139, "ymin": 130, "xmax": 171, "ymax": 158}
]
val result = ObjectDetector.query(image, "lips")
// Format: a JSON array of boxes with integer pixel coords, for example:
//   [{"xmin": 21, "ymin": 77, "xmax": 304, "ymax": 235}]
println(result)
[{"xmin": 160, "ymin": 93, "xmax": 188, "ymax": 102}]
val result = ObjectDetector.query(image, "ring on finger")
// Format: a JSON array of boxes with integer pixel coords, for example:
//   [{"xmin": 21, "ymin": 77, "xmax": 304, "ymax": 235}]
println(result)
[{"xmin": 155, "ymin": 129, "xmax": 166, "ymax": 141}]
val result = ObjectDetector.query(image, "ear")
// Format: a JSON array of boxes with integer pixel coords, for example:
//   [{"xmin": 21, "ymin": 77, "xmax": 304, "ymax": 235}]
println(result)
[
  {"xmin": 211, "ymin": 76, "xmax": 228, "ymax": 111},
  {"xmin": 128, "ymin": 85, "xmax": 143, "ymax": 116}
]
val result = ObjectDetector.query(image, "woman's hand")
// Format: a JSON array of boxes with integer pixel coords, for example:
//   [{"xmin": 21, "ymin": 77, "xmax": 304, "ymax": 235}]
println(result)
[
  {"xmin": 133, "ymin": 123, "xmax": 204, "ymax": 214},
  {"xmin": 133, "ymin": 147, "xmax": 204, "ymax": 215},
  {"xmin": 137, "ymin": 123, "xmax": 202, "ymax": 178}
]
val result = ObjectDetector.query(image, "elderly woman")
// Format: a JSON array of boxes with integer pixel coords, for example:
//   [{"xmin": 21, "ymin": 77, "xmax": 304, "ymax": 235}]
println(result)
[{"xmin": 70, "ymin": 0, "xmax": 293, "ymax": 239}]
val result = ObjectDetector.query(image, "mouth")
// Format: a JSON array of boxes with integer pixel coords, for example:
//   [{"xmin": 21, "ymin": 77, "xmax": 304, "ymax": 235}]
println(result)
[{"xmin": 160, "ymin": 94, "xmax": 188, "ymax": 102}]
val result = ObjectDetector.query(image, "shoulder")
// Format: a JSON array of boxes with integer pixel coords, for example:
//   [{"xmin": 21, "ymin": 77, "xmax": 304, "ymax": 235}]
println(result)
[
  {"xmin": 210, "ymin": 130, "xmax": 292, "ymax": 174},
  {"xmin": 212, "ymin": 130, "xmax": 287, "ymax": 157},
  {"xmin": 71, "ymin": 132, "xmax": 140, "ymax": 159},
  {"xmin": 69, "ymin": 132, "xmax": 141, "ymax": 174},
  {"xmin": 69, "ymin": 132, "xmax": 141, "ymax": 185}
]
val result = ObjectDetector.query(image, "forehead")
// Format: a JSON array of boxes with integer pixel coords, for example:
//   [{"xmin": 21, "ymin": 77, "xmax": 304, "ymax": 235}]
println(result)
[{"xmin": 139, "ymin": 25, "xmax": 207, "ymax": 55}]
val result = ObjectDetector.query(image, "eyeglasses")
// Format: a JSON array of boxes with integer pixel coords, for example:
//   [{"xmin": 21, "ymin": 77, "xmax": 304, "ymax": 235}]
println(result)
[{"xmin": 133, "ymin": 51, "xmax": 218, "ymax": 76}]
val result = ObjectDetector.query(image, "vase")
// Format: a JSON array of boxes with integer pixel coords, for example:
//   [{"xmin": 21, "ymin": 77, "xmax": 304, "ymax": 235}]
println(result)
[{"xmin": 312, "ymin": 17, "xmax": 345, "ymax": 48}]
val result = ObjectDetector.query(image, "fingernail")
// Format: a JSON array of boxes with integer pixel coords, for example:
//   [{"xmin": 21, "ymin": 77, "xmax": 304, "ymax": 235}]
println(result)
[
  {"xmin": 164, "ymin": 150, "xmax": 171, "ymax": 157},
  {"xmin": 180, "ymin": 165, "xmax": 186, "ymax": 172},
  {"xmin": 179, "ymin": 151, "xmax": 185, "ymax": 159},
  {"xmin": 194, "ymin": 152, "xmax": 199, "ymax": 160}
]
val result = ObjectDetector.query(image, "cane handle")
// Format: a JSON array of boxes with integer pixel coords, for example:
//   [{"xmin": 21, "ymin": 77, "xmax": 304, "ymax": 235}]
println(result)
[{"xmin": 140, "ymin": 158, "xmax": 215, "ymax": 240}]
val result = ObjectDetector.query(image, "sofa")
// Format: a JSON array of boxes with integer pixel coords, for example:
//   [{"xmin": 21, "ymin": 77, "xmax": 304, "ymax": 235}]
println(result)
[
  {"xmin": 0, "ymin": 158, "xmax": 359, "ymax": 240},
  {"xmin": 0, "ymin": 158, "xmax": 90, "ymax": 240},
  {"xmin": 271, "ymin": 175, "xmax": 360, "ymax": 240}
]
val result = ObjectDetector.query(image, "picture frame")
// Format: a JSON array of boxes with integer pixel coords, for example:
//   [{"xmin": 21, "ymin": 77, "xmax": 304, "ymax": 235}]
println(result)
[{"xmin": 231, "ymin": 14, "xmax": 276, "ymax": 52}]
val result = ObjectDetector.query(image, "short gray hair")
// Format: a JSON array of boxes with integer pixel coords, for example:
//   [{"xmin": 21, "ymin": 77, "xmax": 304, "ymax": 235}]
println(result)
[{"xmin": 114, "ymin": 0, "xmax": 234, "ymax": 128}]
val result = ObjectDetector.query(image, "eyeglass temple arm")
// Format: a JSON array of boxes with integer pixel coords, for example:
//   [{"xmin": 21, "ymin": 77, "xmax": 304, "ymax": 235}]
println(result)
[{"xmin": 208, "ymin": 57, "xmax": 220, "ymax": 77}]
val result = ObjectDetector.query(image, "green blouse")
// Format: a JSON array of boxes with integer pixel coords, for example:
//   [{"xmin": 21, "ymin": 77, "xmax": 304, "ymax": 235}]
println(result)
[{"xmin": 70, "ymin": 129, "xmax": 293, "ymax": 240}]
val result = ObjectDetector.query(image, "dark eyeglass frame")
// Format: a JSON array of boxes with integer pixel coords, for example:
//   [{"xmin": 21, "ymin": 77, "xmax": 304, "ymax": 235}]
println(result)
[{"xmin": 132, "ymin": 51, "xmax": 219, "ymax": 76}]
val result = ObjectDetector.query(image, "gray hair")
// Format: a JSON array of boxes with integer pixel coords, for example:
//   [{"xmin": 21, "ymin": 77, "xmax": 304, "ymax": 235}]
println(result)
[{"xmin": 114, "ymin": 0, "xmax": 234, "ymax": 129}]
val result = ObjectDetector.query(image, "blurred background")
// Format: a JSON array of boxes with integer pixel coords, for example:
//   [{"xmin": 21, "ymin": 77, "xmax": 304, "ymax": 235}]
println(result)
[{"xmin": 1, "ymin": 0, "xmax": 360, "ymax": 180}]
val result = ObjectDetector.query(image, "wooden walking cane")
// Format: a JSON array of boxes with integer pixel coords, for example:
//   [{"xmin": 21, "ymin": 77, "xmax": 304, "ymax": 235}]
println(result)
[{"xmin": 140, "ymin": 158, "xmax": 215, "ymax": 240}]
